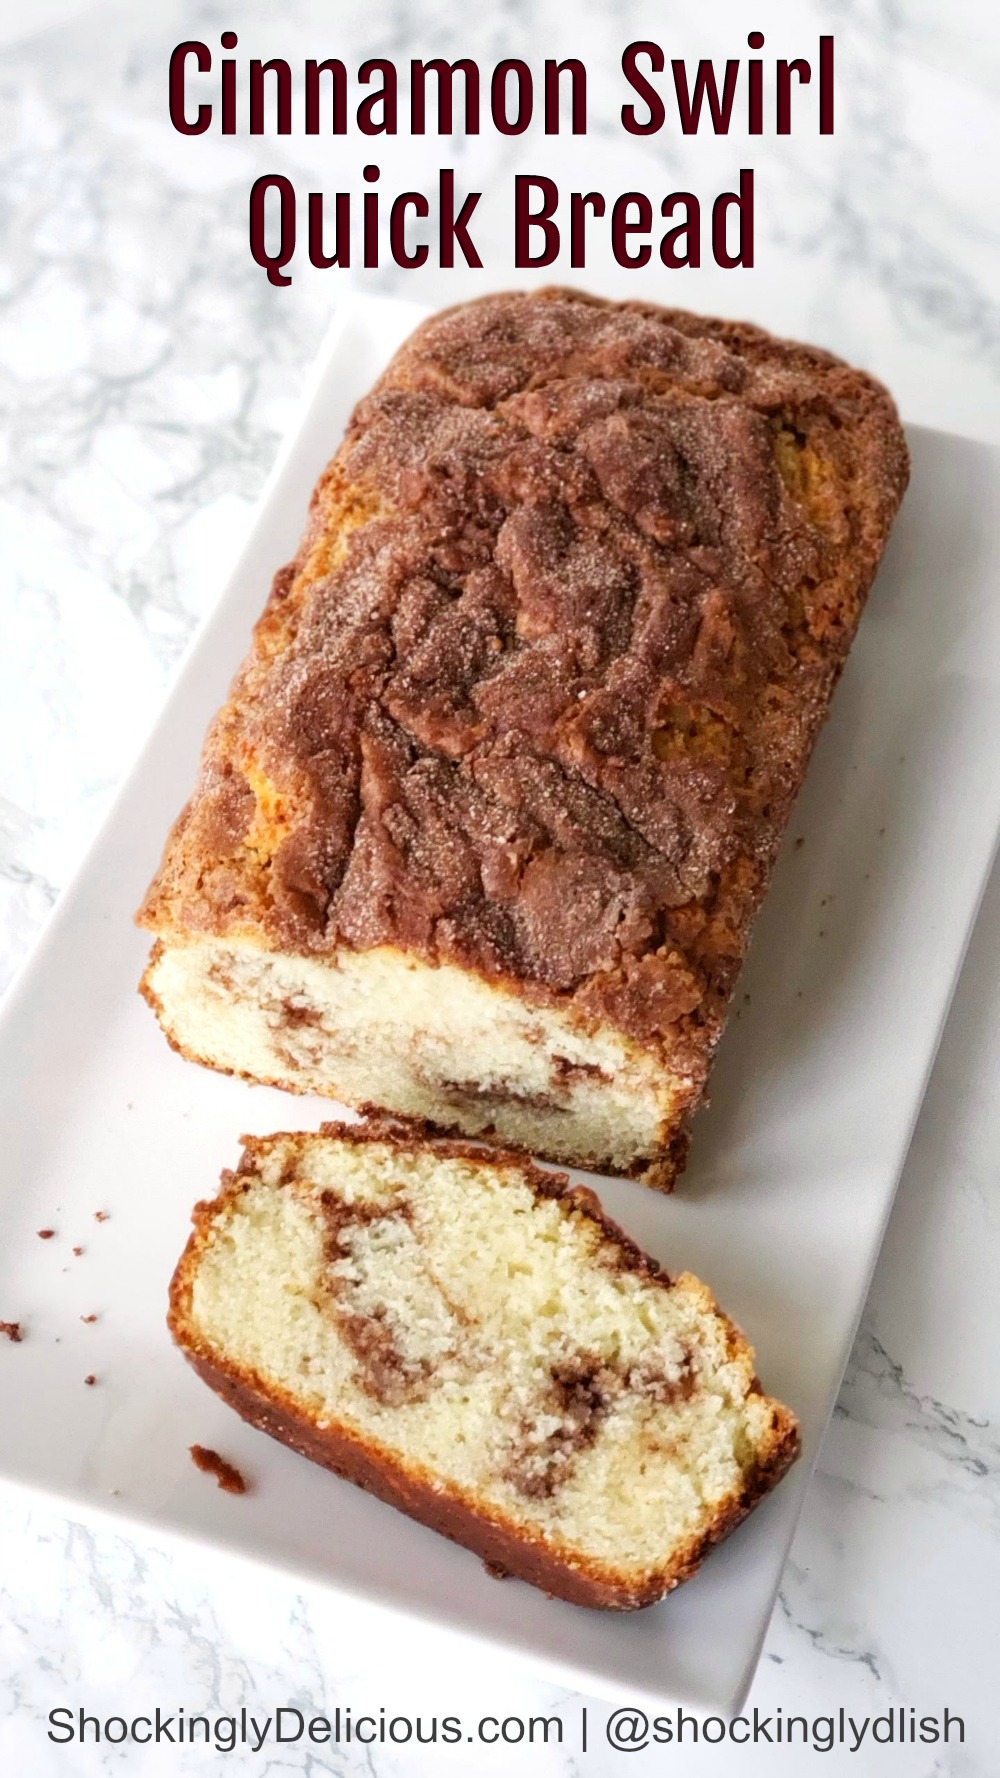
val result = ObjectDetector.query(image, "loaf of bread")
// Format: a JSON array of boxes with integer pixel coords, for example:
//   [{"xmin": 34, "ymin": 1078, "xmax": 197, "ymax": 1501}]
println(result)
[
  {"xmin": 139, "ymin": 290, "xmax": 908, "ymax": 1188},
  {"xmin": 169, "ymin": 1122, "xmax": 799, "ymax": 1608}
]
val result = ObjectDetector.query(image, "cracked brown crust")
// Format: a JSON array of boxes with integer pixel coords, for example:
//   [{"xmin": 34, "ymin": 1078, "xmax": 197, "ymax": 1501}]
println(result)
[
  {"xmin": 140, "ymin": 288, "xmax": 908, "ymax": 1150},
  {"xmin": 169, "ymin": 1119, "xmax": 800, "ymax": 1610}
]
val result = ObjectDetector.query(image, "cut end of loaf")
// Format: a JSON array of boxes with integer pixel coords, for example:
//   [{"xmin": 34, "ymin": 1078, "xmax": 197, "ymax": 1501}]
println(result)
[
  {"xmin": 142, "ymin": 935, "xmax": 692, "ymax": 1188},
  {"xmin": 169, "ymin": 1122, "xmax": 799, "ymax": 1609}
]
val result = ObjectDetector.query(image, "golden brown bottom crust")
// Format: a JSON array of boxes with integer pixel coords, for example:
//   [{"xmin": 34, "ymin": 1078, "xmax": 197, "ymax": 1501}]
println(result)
[{"xmin": 173, "ymin": 1338, "xmax": 799, "ymax": 1611}]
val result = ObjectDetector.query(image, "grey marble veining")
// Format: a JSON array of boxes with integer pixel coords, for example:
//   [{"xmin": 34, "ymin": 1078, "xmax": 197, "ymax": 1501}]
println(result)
[{"xmin": 2, "ymin": 2, "xmax": 999, "ymax": 1772}]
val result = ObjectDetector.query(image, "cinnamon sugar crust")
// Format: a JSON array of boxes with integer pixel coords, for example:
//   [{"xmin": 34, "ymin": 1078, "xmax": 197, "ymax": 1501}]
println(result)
[{"xmin": 139, "ymin": 289, "xmax": 908, "ymax": 1175}]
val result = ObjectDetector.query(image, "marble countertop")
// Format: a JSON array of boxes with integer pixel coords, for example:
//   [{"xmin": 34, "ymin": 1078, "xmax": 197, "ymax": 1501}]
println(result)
[{"xmin": 2, "ymin": 1, "xmax": 998, "ymax": 1772}]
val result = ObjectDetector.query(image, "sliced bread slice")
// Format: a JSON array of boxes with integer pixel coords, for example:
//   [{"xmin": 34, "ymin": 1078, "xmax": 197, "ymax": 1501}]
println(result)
[{"xmin": 169, "ymin": 1121, "xmax": 798, "ymax": 1609}]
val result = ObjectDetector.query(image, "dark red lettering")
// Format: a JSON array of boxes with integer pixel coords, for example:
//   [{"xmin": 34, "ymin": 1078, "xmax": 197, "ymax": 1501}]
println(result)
[
  {"xmin": 168, "ymin": 41, "xmax": 211, "ymax": 135},
  {"xmin": 514, "ymin": 175, "xmax": 559, "ymax": 267},
  {"xmin": 492, "ymin": 60, "xmax": 532, "ymax": 134},
  {"xmin": 544, "ymin": 59, "xmax": 586, "ymax": 133},
  {"xmin": 776, "ymin": 59, "xmax": 811, "ymax": 134},
  {"xmin": 570, "ymin": 191, "xmax": 604, "ymax": 268},
  {"xmin": 305, "ymin": 59, "xmax": 347, "ymax": 134},
  {"xmin": 712, "ymin": 169, "xmax": 754, "ymax": 267},
  {"xmin": 439, "ymin": 170, "xmax": 482, "ymax": 267},
  {"xmin": 358, "ymin": 59, "xmax": 398, "ymax": 134},
  {"xmin": 747, "ymin": 32, "xmax": 764, "ymax": 134},
  {"xmin": 671, "ymin": 58, "xmax": 740, "ymax": 133},
  {"xmin": 249, "ymin": 174, "xmax": 295, "ymax": 286},
  {"xmin": 390, "ymin": 193, "xmax": 429, "ymax": 268},
  {"xmin": 819, "ymin": 36, "xmax": 834, "ymax": 132},
  {"xmin": 622, "ymin": 42, "xmax": 665, "ymax": 135},
  {"xmin": 611, "ymin": 192, "xmax": 652, "ymax": 267},
  {"xmin": 249, "ymin": 59, "xmax": 292, "ymax": 135},
  {"xmin": 308, "ymin": 192, "xmax": 350, "ymax": 267},
  {"xmin": 410, "ymin": 59, "xmax": 480, "ymax": 134},
  {"xmin": 220, "ymin": 32, "xmax": 237, "ymax": 134},
  {"xmin": 660, "ymin": 192, "xmax": 700, "ymax": 267}
]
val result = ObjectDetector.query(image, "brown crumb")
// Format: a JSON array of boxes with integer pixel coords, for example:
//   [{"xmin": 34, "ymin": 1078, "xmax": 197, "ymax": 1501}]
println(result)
[
  {"xmin": 483, "ymin": 1557, "xmax": 511, "ymax": 1581},
  {"xmin": 84, "ymin": 1374, "xmax": 98, "ymax": 1386},
  {"xmin": 36, "ymin": 1229, "xmax": 56, "ymax": 1240},
  {"xmin": 794, "ymin": 836, "xmax": 805, "ymax": 849},
  {"xmin": 81, "ymin": 1314, "xmax": 98, "ymax": 1325},
  {"xmin": 189, "ymin": 1444, "xmax": 248, "ymax": 1495},
  {"xmin": 73, "ymin": 1246, "xmax": 84, "ymax": 1257},
  {"xmin": 0, "ymin": 1321, "xmax": 23, "ymax": 1343},
  {"xmin": 94, "ymin": 1211, "xmax": 110, "ymax": 1223}
]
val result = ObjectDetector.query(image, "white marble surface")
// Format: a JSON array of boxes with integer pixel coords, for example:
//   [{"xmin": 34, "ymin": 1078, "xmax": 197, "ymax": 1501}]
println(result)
[{"xmin": 1, "ymin": 0, "xmax": 999, "ymax": 1771}]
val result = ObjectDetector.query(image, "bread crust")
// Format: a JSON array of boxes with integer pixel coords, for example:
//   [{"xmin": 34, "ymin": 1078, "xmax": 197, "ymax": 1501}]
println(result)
[
  {"xmin": 169, "ymin": 1120, "xmax": 800, "ymax": 1610},
  {"xmin": 140, "ymin": 289, "xmax": 909, "ymax": 1182}
]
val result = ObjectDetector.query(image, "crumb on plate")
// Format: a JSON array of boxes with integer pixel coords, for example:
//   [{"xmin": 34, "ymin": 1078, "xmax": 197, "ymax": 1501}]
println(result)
[{"xmin": 189, "ymin": 1445, "xmax": 248, "ymax": 1495}]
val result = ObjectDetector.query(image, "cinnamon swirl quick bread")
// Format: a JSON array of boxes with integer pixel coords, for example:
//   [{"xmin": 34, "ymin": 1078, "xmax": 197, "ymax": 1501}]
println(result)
[
  {"xmin": 170, "ymin": 1123, "xmax": 799, "ymax": 1608},
  {"xmin": 139, "ymin": 291, "xmax": 908, "ymax": 1189}
]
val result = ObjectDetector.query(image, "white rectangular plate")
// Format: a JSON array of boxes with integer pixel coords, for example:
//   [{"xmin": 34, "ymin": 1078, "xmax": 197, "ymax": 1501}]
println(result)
[{"xmin": 2, "ymin": 296, "xmax": 999, "ymax": 1715}]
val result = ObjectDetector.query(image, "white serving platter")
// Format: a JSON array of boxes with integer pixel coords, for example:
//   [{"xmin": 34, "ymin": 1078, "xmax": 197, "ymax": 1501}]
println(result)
[{"xmin": 1, "ymin": 295, "xmax": 999, "ymax": 1715}]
